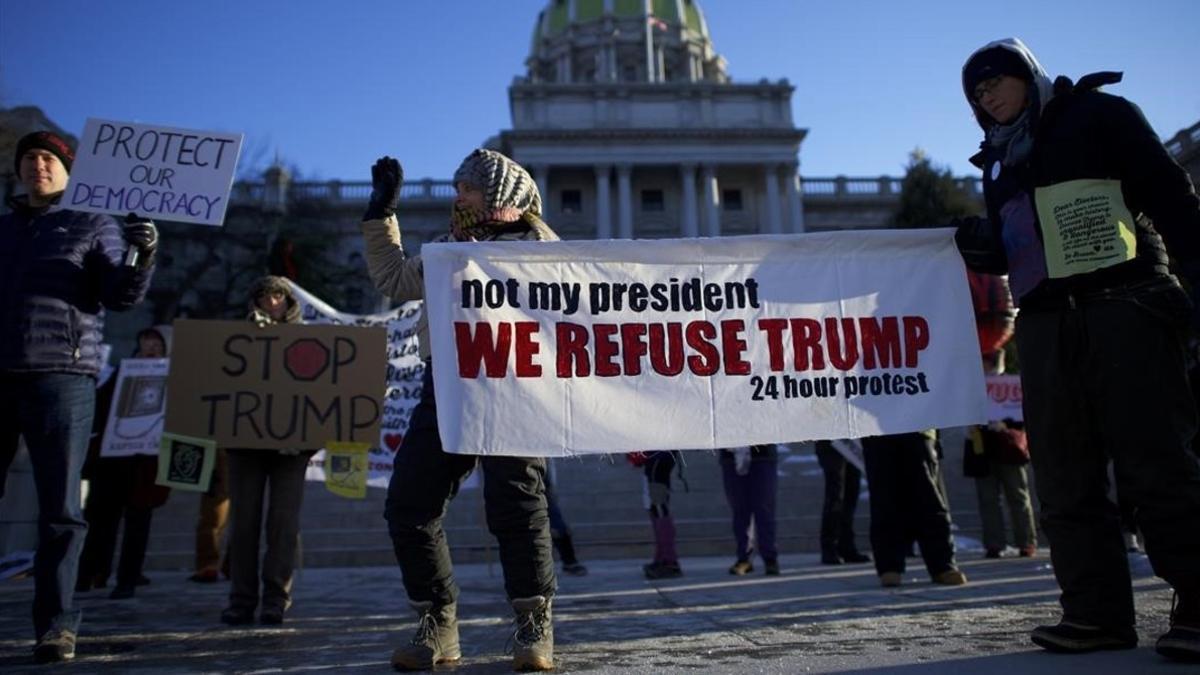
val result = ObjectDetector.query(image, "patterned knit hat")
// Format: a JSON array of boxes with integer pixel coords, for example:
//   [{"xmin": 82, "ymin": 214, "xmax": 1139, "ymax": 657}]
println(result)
[
  {"xmin": 14, "ymin": 131, "xmax": 75, "ymax": 174},
  {"xmin": 450, "ymin": 149, "xmax": 542, "ymax": 241}
]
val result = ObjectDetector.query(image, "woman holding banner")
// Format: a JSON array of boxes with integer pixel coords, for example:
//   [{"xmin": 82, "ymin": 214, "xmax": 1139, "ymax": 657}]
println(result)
[
  {"xmin": 360, "ymin": 149, "xmax": 558, "ymax": 672},
  {"xmin": 219, "ymin": 276, "xmax": 315, "ymax": 627}
]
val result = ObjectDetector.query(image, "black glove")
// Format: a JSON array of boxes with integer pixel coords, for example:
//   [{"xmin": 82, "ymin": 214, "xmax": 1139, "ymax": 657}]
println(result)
[
  {"xmin": 953, "ymin": 215, "xmax": 1008, "ymax": 275},
  {"xmin": 123, "ymin": 212, "xmax": 158, "ymax": 269},
  {"xmin": 364, "ymin": 156, "xmax": 403, "ymax": 221}
]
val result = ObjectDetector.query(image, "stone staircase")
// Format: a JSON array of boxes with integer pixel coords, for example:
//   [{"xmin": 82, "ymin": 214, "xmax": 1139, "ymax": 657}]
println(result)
[{"xmin": 140, "ymin": 430, "xmax": 1004, "ymax": 571}]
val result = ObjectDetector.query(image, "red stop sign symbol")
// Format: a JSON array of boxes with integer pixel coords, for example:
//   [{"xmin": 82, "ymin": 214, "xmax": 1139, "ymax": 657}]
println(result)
[{"xmin": 284, "ymin": 339, "xmax": 330, "ymax": 381}]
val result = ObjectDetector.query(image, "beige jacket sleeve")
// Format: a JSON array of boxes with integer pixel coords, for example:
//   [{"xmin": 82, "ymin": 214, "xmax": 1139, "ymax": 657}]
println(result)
[{"xmin": 360, "ymin": 214, "xmax": 425, "ymax": 302}]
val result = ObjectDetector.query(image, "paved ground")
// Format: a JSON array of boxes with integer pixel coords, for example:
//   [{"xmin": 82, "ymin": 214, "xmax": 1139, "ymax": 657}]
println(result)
[{"xmin": 0, "ymin": 551, "xmax": 1189, "ymax": 673}]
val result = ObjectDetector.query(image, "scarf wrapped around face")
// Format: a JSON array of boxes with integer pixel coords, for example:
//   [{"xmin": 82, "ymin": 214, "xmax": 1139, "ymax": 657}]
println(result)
[{"xmin": 450, "ymin": 149, "xmax": 543, "ymax": 241}]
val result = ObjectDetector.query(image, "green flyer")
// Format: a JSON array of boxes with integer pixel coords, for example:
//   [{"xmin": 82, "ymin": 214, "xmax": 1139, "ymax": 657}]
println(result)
[{"xmin": 156, "ymin": 433, "xmax": 217, "ymax": 492}]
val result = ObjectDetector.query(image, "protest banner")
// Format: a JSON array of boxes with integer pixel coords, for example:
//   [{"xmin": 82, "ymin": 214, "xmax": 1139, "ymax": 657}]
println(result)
[
  {"xmin": 284, "ymin": 283, "xmax": 426, "ymax": 488},
  {"xmin": 985, "ymin": 374, "xmax": 1023, "ymax": 423},
  {"xmin": 100, "ymin": 358, "xmax": 169, "ymax": 457},
  {"xmin": 164, "ymin": 320, "xmax": 387, "ymax": 450},
  {"xmin": 421, "ymin": 229, "xmax": 987, "ymax": 456},
  {"xmin": 66, "ymin": 118, "xmax": 243, "ymax": 226},
  {"xmin": 156, "ymin": 433, "xmax": 216, "ymax": 492}
]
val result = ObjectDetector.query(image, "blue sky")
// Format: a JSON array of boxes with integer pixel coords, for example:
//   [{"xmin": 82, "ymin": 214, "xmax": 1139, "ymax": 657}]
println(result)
[{"xmin": 2, "ymin": 0, "xmax": 1197, "ymax": 182}]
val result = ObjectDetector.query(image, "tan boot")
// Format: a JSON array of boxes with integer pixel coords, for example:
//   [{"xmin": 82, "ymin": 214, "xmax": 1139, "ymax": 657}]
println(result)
[
  {"xmin": 933, "ymin": 569, "xmax": 968, "ymax": 586},
  {"xmin": 390, "ymin": 601, "xmax": 461, "ymax": 671},
  {"xmin": 510, "ymin": 595, "xmax": 554, "ymax": 672}
]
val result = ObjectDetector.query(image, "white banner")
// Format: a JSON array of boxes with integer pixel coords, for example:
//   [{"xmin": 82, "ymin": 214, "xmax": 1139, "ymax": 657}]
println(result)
[
  {"xmin": 286, "ymin": 282, "xmax": 424, "ymax": 489},
  {"xmin": 100, "ymin": 358, "xmax": 169, "ymax": 457},
  {"xmin": 422, "ymin": 230, "xmax": 988, "ymax": 456},
  {"xmin": 984, "ymin": 374, "xmax": 1023, "ymax": 422},
  {"xmin": 66, "ymin": 118, "xmax": 243, "ymax": 226}
]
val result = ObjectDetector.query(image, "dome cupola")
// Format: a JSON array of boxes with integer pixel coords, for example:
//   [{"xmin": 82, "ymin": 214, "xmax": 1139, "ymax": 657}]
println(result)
[{"xmin": 526, "ymin": 0, "xmax": 728, "ymax": 84}]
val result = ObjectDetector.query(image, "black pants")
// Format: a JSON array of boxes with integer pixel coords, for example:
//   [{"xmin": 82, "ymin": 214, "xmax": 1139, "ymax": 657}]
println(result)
[
  {"xmin": 384, "ymin": 365, "xmax": 555, "ymax": 607},
  {"xmin": 79, "ymin": 459, "xmax": 154, "ymax": 588},
  {"xmin": 226, "ymin": 450, "xmax": 312, "ymax": 613},
  {"xmin": 862, "ymin": 432, "xmax": 956, "ymax": 577},
  {"xmin": 1018, "ymin": 298, "xmax": 1200, "ymax": 629},
  {"xmin": 815, "ymin": 441, "xmax": 862, "ymax": 556}
]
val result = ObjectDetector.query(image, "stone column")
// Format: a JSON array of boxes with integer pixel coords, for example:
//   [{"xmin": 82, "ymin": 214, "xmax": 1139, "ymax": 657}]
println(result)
[
  {"xmin": 533, "ymin": 165, "xmax": 550, "ymax": 210},
  {"xmin": 594, "ymin": 164, "xmax": 613, "ymax": 239},
  {"xmin": 763, "ymin": 164, "xmax": 783, "ymax": 234},
  {"xmin": 701, "ymin": 164, "xmax": 720, "ymax": 237},
  {"xmin": 680, "ymin": 163, "xmax": 699, "ymax": 237},
  {"xmin": 616, "ymin": 164, "xmax": 634, "ymax": 239},
  {"xmin": 787, "ymin": 163, "xmax": 805, "ymax": 233}
]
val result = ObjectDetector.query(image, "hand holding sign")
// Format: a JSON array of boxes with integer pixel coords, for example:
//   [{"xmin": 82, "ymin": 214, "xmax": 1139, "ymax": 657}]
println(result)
[{"xmin": 122, "ymin": 212, "xmax": 158, "ymax": 269}]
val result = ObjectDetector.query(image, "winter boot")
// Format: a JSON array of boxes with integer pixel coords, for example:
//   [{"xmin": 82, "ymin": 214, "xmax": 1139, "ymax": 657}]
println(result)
[
  {"xmin": 1031, "ymin": 621, "xmax": 1137, "ymax": 653},
  {"xmin": 1157, "ymin": 591, "xmax": 1200, "ymax": 662},
  {"xmin": 510, "ymin": 595, "xmax": 554, "ymax": 671},
  {"xmin": 391, "ymin": 601, "xmax": 461, "ymax": 671}
]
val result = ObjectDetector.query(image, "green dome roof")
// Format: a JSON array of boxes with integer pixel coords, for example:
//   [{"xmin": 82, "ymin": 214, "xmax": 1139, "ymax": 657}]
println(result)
[
  {"xmin": 527, "ymin": 0, "xmax": 725, "ymax": 84},
  {"xmin": 535, "ymin": 0, "xmax": 710, "ymax": 43}
]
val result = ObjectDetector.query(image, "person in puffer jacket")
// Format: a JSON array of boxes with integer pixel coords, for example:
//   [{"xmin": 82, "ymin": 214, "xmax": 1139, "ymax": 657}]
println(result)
[
  {"xmin": 0, "ymin": 131, "xmax": 156, "ymax": 663},
  {"xmin": 361, "ymin": 149, "xmax": 557, "ymax": 672},
  {"xmin": 954, "ymin": 38, "xmax": 1200, "ymax": 661}
]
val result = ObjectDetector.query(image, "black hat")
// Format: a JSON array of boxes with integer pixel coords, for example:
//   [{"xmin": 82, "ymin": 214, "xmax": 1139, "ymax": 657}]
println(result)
[
  {"xmin": 964, "ymin": 47, "xmax": 1032, "ymax": 97},
  {"xmin": 14, "ymin": 131, "xmax": 75, "ymax": 175}
]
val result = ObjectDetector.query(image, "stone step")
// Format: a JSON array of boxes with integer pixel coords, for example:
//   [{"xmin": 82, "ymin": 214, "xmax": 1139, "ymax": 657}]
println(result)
[{"xmin": 131, "ymin": 429, "xmax": 1003, "ymax": 571}]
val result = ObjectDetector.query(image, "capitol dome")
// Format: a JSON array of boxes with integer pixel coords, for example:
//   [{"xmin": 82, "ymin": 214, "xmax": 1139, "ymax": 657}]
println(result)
[{"xmin": 527, "ymin": 0, "xmax": 728, "ymax": 84}]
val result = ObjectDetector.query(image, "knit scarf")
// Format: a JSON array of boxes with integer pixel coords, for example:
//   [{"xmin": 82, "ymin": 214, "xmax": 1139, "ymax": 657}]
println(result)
[{"xmin": 988, "ymin": 106, "xmax": 1035, "ymax": 167}]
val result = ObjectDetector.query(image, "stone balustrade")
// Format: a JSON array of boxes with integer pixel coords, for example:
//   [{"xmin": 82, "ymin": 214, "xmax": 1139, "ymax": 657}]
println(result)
[{"xmin": 229, "ymin": 175, "xmax": 982, "ymax": 207}]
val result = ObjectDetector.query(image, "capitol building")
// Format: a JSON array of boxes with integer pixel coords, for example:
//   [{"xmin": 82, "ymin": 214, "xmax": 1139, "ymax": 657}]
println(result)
[
  {"xmin": 132, "ymin": 0, "xmax": 979, "ymax": 324},
  {"xmin": 240, "ymin": 0, "xmax": 954, "ymax": 251}
]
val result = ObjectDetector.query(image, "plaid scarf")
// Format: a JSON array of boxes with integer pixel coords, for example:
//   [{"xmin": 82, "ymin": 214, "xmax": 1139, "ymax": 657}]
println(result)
[{"xmin": 449, "ymin": 149, "xmax": 542, "ymax": 241}]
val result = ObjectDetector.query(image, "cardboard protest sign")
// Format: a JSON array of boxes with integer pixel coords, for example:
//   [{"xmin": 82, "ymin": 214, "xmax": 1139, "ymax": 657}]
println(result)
[
  {"xmin": 164, "ymin": 320, "xmax": 387, "ymax": 450},
  {"xmin": 421, "ymin": 229, "xmax": 987, "ymax": 456},
  {"xmin": 66, "ymin": 118, "xmax": 243, "ymax": 226},
  {"xmin": 324, "ymin": 442, "xmax": 370, "ymax": 499},
  {"xmin": 985, "ymin": 374, "xmax": 1023, "ymax": 423},
  {"xmin": 285, "ymin": 282, "xmax": 425, "ymax": 489},
  {"xmin": 156, "ymin": 433, "xmax": 216, "ymax": 492},
  {"xmin": 100, "ymin": 358, "xmax": 169, "ymax": 457}
]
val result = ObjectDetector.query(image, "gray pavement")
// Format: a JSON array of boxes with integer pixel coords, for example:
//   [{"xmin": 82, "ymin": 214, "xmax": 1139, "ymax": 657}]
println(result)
[{"xmin": 0, "ymin": 551, "xmax": 1190, "ymax": 673}]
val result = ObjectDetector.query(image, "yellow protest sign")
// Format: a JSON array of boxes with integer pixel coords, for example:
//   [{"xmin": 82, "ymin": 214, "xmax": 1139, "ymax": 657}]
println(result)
[
  {"xmin": 324, "ymin": 441, "xmax": 370, "ymax": 499},
  {"xmin": 1035, "ymin": 178, "xmax": 1137, "ymax": 279}
]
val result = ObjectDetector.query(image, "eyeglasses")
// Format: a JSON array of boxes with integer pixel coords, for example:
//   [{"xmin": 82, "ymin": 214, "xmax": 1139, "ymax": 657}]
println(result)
[{"xmin": 973, "ymin": 76, "xmax": 1005, "ymax": 101}]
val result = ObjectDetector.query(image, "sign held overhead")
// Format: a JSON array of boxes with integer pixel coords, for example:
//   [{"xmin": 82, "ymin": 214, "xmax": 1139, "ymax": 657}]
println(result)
[{"xmin": 66, "ymin": 118, "xmax": 243, "ymax": 226}]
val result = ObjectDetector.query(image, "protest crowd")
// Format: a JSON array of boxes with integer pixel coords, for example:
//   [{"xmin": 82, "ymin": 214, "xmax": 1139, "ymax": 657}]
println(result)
[{"xmin": 2, "ymin": 37, "xmax": 1199, "ymax": 672}]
